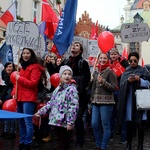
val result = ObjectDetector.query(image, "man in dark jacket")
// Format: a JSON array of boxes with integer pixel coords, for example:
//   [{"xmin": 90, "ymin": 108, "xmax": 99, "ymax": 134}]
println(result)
[{"xmin": 64, "ymin": 41, "xmax": 91, "ymax": 147}]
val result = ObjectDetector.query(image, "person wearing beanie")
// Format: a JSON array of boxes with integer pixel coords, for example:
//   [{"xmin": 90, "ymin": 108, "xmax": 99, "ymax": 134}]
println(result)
[
  {"xmin": 62, "ymin": 41, "xmax": 91, "ymax": 148},
  {"xmin": 59, "ymin": 65, "xmax": 73, "ymax": 77},
  {"xmin": 34, "ymin": 65, "xmax": 79, "ymax": 150}
]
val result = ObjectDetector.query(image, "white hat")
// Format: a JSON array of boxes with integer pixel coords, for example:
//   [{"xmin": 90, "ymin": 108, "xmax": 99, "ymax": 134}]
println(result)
[{"xmin": 59, "ymin": 65, "xmax": 73, "ymax": 77}]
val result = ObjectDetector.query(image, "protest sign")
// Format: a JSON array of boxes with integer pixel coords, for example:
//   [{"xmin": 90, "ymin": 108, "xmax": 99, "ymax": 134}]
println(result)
[
  {"xmin": 65, "ymin": 36, "xmax": 100, "ymax": 59},
  {"xmin": 121, "ymin": 23, "xmax": 150, "ymax": 43},
  {"xmin": 5, "ymin": 21, "xmax": 40, "ymax": 49}
]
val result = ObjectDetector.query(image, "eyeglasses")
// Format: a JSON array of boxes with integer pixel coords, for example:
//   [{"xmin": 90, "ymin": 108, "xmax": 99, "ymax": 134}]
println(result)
[{"xmin": 129, "ymin": 59, "xmax": 138, "ymax": 63}]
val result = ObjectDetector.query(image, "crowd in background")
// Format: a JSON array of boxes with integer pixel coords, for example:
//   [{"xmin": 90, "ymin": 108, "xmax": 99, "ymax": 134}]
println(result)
[{"xmin": 0, "ymin": 42, "xmax": 150, "ymax": 150}]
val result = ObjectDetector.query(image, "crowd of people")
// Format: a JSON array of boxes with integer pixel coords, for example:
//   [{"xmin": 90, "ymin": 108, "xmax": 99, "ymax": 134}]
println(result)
[{"xmin": 0, "ymin": 42, "xmax": 150, "ymax": 150}]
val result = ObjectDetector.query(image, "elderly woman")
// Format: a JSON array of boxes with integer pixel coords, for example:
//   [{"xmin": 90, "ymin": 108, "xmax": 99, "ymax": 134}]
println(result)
[{"xmin": 117, "ymin": 52, "xmax": 150, "ymax": 150}]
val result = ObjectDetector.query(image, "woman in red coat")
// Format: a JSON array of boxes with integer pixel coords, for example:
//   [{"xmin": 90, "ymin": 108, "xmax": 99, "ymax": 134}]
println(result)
[{"xmin": 12, "ymin": 48, "xmax": 44, "ymax": 150}]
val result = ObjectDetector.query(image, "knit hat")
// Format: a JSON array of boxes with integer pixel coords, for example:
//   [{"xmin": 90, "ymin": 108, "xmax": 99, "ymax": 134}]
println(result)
[
  {"xmin": 59, "ymin": 65, "xmax": 73, "ymax": 77},
  {"xmin": 109, "ymin": 48, "xmax": 119, "ymax": 53}
]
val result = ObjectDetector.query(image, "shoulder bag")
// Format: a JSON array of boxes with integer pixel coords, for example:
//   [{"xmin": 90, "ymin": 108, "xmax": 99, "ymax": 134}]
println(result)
[{"xmin": 136, "ymin": 89, "xmax": 150, "ymax": 110}]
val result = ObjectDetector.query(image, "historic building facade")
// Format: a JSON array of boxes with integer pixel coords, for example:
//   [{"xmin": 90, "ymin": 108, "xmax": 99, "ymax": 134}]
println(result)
[
  {"xmin": 112, "ymin": 0, "xmax": 150, "ymax": 64},
  {"xmin": 75, "ymin": 11, "xmax": 105, "ymax": 39},
  {"xmin": 0, "ymin": 0, "xmax": 65, "ymax": 42}
]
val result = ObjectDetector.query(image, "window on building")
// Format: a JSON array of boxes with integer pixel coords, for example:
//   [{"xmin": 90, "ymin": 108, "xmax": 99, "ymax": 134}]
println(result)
[{"xmin": 32, "ymin": 1, "xmax": 38, "ymax": 21}]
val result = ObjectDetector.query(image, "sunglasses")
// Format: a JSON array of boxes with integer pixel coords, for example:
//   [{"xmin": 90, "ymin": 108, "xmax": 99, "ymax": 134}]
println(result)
[{"xmin": 129, "ymin": 59, "xmax": 138, "ymax": 63}]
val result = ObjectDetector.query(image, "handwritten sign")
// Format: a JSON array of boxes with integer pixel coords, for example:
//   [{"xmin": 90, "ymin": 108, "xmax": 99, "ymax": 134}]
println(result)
[
  {"xmin": 121, "ymin": 23, "xmax": 150, "ymax": 43},
  {"xmin": 65, "ymin": 36, "xmax": 100, "ymax": 59},
  {"xmin": 88, "ymin": 40, "xmax": 100, "ymax": 57},
  {"xmin": 34, "ymin": 34, "xmax": 45, "ymax": 57},
  {"xmin": 5, "ymin": 21, "xmax": 40, "ymax": 49}
]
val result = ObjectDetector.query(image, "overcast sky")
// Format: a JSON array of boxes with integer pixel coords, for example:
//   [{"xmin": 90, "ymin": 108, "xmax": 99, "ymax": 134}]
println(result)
[{"xmin": 76, "ymin": 0, "xmax": 127, "ymax": 29}]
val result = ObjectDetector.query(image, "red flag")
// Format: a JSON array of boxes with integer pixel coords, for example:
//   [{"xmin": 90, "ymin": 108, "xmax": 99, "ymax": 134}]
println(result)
[
  {"xmin": 95, "ymin": 20, "xmax": 99, "ymax": 39},
  {"xmin": 122, "ymin": 48, "xmax": 128, "ymax": 59},
  {"xmin": 51, "ymin": 45, "xmax": 61, "ymax": 58},
  {"xmin": 142, "ymin": 58, "xmax": 145, "ymax": 67},
  {"xmin": 33, "ymin": 16, "xmax": 36, "ymax": 23},
  {"xmin": 90, "ymin": 21, "xmax": 98, "ymax": 40},
  {"xmin": 90, "ymin": 24, "xmax": 96, "ymax": 39},
  {"xmin": 45, "ymin": 22, "xmax": 58, "ymax": 39},
  {"xmin": 0, "ymin": 2, "xmax": 16, "ymax": 25},
  {"xmin": 88, "ymin": 57, "xmax": 97, "ymax": 66},
  {"xmin": 42, "ymin": 0, "xmax": 59, "ymax": 23},
  {"xmin": 42, "ymin": 0, "xmax": 59, "ymax": 39},
  {"xmin": 110, "ymin": 63, "xmax": 125, "ymax": 77}
]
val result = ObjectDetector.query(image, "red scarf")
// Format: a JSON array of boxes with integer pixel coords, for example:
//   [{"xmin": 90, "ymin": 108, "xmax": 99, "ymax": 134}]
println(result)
[{"xmin": 97, "ymin": 61, "xmax": 110, "ymax": 72}]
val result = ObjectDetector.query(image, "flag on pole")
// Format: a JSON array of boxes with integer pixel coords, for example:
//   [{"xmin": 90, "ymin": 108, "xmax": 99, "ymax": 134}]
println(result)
[
  {"xmin": 41, "ymin": 0, "xmax": 59, "ymax": 39},
  {"xmin": 53, "ymin": 0, "xmax": 78, "ymax": 55},
  {"xmin": 90, "ymin": 21, "xmax": 99, "ymax": 40},
  {"xmin": 33, "ymin": 16, "xmax": 36, "ymax": 23},
  {"xmin": 38, "ymin": 21, "xmax": 47, "ymax": 52},
  {"xmin": 142, "ymin": 57, "xmax": 145, "ymax": 67},
  {"xmin": 90, "ymin": 24, "xmax": 96, "ymax": 40},
  {"xmin": 38, "ymin": 21, "xmax": 46, "ymax": 41},
  {"xmin": 122, "ymin": 47, "xmax": 128, "ymax": 59},
  {"xmin": 0, "ymin": 2, "xmax": 16, "ymax": 25},
  {"xmin": 0, "ymin": 41, "xmax": 13, "ymax": 65},
  {"xmin": 42, "ymin": 0, "xmax": 59, "ymax": 23}
]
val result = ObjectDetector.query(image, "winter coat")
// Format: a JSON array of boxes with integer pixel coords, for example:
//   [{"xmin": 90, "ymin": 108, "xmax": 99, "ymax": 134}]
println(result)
[
  {"xmin": 12, "ymin": 64, "xmax": 44, "ymax": 103},
  {"xmin": 90, "ymin": 68, "xmax": 117, "ymax": 104},
  {"xmin": 0, "ymin": 69, "xmax": 13, "ymax": 101},
  {"xmin": 38, "ymin": 83, "xmax": 79, "ymax": 128}
]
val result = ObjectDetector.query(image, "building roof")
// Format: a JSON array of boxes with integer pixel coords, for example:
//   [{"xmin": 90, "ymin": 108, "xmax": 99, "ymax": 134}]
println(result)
[
  {"xmin": 112, "ymin": 10, "xmax": 150, "ymax": 31},
  {"xmin": 131, "ymin": 0, "xmax": 150, "ymax": 10}
]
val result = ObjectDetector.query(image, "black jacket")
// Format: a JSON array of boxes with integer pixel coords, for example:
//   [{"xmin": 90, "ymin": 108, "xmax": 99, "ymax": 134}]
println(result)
[{"xmin": 0, "ymin": 70, "xmax": 13, "ymax": 101}]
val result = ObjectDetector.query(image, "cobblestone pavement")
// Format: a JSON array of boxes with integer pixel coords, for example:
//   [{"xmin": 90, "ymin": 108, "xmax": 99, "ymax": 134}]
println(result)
[{"xmin": 0, "ymin": 123, "xmax": 150, "ymax": 150}]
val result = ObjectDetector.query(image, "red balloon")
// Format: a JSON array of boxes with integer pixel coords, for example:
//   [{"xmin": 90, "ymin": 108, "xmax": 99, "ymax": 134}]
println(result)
[
  {"xmin": 2, "ymin": 99, "xmax": 17, "ymax": 112},
  {"xmin": 36, "ymin": 103, "xmax": 46, "ymax": 111},
  {"xmin": 98, "ymin": 31, "xmax": 114, "ymax": 53},
  {"xmin": 50, "ymin": 73, "xmax": 60, "ymax": 88},
  {"xmin": 10, "ymin": 71, "xmax": 17, "ymax": 84}
]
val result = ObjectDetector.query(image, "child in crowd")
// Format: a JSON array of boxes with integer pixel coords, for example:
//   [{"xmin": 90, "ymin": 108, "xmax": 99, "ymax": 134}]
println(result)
[{"xmin": 34, "ymin": 65, "xmax": 79, "ymax": 150}]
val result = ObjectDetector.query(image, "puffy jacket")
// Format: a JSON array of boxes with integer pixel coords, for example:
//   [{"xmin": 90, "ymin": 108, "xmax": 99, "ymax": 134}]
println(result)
[
  {"xmin": 38, "ymin": 83, "xmax": 79, "ymax": 128},
  {"xmin": 12, "ymin": 64, "xmax": 44, "ymax": 103}
]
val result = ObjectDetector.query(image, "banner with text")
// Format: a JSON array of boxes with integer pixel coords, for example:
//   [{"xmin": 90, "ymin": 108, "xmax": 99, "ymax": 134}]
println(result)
[
  {"xmin": 65, "ymin": 36, "xmax": 101, "ymax": 59},
  {"xmin": 5, "ymin": 21, "xmax": 40, "ymax": 49},
  {"xmin": 121, "ymin": 23, "xmax": 150, "ymax": 43}
]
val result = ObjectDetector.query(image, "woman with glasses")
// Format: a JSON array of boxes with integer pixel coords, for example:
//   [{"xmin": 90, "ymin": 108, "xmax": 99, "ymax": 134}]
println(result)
[{"xmin": 117, "ymin": 52, "xmax": 150, "ymax": 150}]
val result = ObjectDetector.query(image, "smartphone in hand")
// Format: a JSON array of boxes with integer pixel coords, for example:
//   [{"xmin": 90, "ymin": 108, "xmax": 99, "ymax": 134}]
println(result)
[{"xmin": 130, "ymin": 74, "xmax": 135, "ymax": 79}]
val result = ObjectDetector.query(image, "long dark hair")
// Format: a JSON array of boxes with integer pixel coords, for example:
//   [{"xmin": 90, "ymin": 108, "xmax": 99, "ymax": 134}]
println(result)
[
  {"xmin": 19, "ymin": 48, "xmax": 38, "ymax": 64},
  {"xmin": 4, "ymin": 62, "xmax": 16, "ymax": 71},
  {"xmin": 37, "ymin": 57, "xmax": 47, "ymax": 87}
]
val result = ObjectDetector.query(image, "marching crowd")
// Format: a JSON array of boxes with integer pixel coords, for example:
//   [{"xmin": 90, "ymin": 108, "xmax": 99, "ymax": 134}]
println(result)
[{"xmin": 0, "ymin": 42, "xmax": 150, "ymax": 150}]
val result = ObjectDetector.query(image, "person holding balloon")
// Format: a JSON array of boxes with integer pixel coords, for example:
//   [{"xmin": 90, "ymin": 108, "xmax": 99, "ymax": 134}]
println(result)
[
  {"xmin": 0, "ymin": 62, "xmax": 16, "ymax": 139},
  {"xmin": 90, "ymin": 53, "xmax": 117, "ymax": 150},
  {"xmin": 11, "ymin": 48, "xmax": 44, "ymax": 150},
  {"xmin": 34, "ymin": 65, "xmax": 79, "ymax": 150}
]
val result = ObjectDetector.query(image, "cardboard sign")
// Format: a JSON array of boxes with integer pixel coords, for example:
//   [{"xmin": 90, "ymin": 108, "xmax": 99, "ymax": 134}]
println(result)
[
  {"xmin": 5, "ymin": 21, "xmax": 40, "ymax": 49},
  {"xmin": 121, "ymin": 23, "xmax": 150, "ymax": 43}
]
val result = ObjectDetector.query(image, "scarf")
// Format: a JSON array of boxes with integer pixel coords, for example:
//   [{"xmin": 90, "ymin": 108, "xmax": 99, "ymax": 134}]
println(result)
[
  {"xmin": 21, "ymin": 60, "xmax": 32, "ymax": 70},
  {"xmin": 120, "ymin": 65, "xmax": 150, "ymax": 84},
  {"xmin": 97, "ymin": 61, "xmax": 110, "ymax": 72}
]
